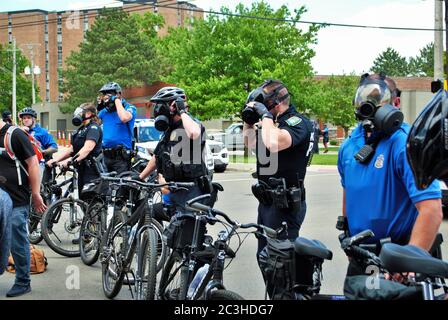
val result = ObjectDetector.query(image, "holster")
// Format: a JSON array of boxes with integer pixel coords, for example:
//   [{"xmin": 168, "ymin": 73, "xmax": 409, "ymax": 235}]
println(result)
[{"xmin": 251, "ymin": 181, "xmax": 273, "ymax": 206}]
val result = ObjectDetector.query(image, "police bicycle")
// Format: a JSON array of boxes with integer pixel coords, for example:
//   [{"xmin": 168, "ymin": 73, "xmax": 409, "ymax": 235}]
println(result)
[
  {"xmin": 79, "ymin": 171, "xmax": 159, "ymax": 266},
  {"xmin": 28, "ymin": 165, "xmax": 63, "ymax": 244},
  {"xmin": 40, "ymin": 160, "xmax": 90, "ymax": 257},
  {"xmin": 100, "ymin": 177, "xmax": 194, "ymax": 300}
]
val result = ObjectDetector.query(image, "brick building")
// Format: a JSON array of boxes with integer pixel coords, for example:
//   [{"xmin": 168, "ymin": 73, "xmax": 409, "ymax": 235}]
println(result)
[{"xmin": 0, "ymin": 1, "xmax": 203, "ymax": 133}]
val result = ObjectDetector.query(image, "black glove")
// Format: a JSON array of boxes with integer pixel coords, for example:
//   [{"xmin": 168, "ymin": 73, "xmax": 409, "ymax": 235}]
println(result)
[
  {"xmin": 105, "ymin": 95, "xmax": 117, "ymax": 112},
  {"xmin": 130, "ymin": 172, "xmax": 143, "ymax": 182},
  {"xmin": 252, "ymin": 102, "xmax": 273, "ymax": 119},
  {"xmin": 175, "ymin": 97, "xmax": 187, "ymax": 115}
]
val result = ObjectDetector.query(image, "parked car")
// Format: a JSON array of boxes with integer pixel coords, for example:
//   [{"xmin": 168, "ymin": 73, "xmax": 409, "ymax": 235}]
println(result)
[
  {"xmin": 133, "ymin": 119, "xmax": 214, "ymax": 173},
  {"xmin": 207, "ymin": 134, "xmax": 229, "ymax": 172},
  {"xmin": 224, "ymin": 123, "xmax": 244, "ymax": 150},
  {"xmin": 209, "ymin": 123, "xmax": 245, "ymax": 151}
]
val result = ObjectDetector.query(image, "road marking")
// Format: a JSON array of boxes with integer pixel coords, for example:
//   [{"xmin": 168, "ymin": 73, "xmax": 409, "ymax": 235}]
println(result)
[{"xmin": 216, "ymin": 173, "xmax": 338, "ymax": 183}]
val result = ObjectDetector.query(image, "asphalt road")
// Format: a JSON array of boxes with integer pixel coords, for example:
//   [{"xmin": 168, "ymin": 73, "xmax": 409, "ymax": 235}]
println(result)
[{"xmin": 1, "ymin": 168, "xmax": 447, "ymax": 300}]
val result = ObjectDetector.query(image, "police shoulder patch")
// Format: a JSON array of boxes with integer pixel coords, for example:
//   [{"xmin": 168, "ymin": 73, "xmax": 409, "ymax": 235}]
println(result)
[{"xmin": 285, "ymin": 116, "xmax": 302, "ymax": 127}]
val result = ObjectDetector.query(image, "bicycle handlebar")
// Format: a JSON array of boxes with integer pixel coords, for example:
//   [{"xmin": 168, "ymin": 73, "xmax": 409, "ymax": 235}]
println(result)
[{"xmin": 185, "ymin": 196, "xmax": 279, "ymax": 239}]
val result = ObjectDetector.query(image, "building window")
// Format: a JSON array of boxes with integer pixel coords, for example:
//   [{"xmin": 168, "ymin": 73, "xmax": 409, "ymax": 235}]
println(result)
[
  {"xmin": 83, "ymin": 11, "xmax": 89, "ymax": 33},
  {"xmin": 177, "ymin": 3, "xmax": 181, "ymax": 26},
  {"xmin": 45, "ymin": 14, "xmax": 50, "ymax": 102},
  {"xmin": 8, "ymin": 14, "xmax": 12, "ymax": 44}
]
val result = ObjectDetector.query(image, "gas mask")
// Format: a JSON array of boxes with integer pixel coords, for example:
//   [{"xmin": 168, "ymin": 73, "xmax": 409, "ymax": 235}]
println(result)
[
  {"xmin": 72, "ymin": 107, "xmax": 92, "ymax": 126},
  {"xmin": 153, "ymin": 102, "xmax": 174, "ymax": 132},
  {"xmin": 354, "ymin": 77, "xmax": 403, "ymax": 135},
  {"xmin": 97, "ymin": 92, "xmax": 117, "ymax": 112},
  {"xmin": 242, "ymin": 80, "xmax": 290, "ymax": 125}
]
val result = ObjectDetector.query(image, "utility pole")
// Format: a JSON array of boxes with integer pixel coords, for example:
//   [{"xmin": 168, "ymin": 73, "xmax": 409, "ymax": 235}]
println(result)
[
  {"xmin": 435, "ymin": 0, "xmax": 444, "ymax": 80},
  {"xmin": 23, "ymin": 43, "xmax": 41, "ymax": 105},
  {"xmin": 12, "ymin": 38, "xmax": 17, "ymax": 122},
  {"xmin": 445, "ymin": 0, "xmax": 448, "ymax": 79}
]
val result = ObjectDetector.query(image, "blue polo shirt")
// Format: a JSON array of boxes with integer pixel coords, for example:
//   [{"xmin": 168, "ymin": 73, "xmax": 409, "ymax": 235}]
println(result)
[
  {"xmin": 29, "ymin": 124, "xmax": 58, "ymax": 150},
  {"xmin": 338, "ymin": 123, "xmax": 441, "ymax": 243},
  {"xmin": 98, "ymin": 99, "xmax": 136, "ymax": 150}
]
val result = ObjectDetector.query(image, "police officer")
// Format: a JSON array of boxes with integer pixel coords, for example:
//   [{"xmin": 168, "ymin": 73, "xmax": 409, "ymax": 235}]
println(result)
[
  {"xmin": 242, "ymin": 79, "xmax": 314, "ymax": 254},
  {"xmin": 97, "ymin": 82, "xmax": 136, "ymax": 174},
  {"xmin": 18, "ymin": 107, "xmax": 58, "ymax": 183},
  {"xmin": 2, "ymin": 110, "xmax": 13, "ymax": 125},
  {"xmin": 337, "ymin": 73, "xmax": 442, "ymax": 277},
  {"xmin": 138, "ymin": 87, "xmax": 210, "ymax": 213},
  {"xmin": 47, "ymin": 103, "xmax": 103, "ymax": 195}
]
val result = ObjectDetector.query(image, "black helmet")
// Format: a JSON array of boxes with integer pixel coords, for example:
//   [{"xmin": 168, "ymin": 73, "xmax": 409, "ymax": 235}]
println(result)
[
  {"xmin": 150, "ymin": 87, "xmax": 186, "ymax": 103},
  {"xmin": 407, "ymin": 89, "xmax": 448, "ymax": 189},
  {"xmin": 99, "ymin": 82, "xmax": 122, "ymax": 94},
  {"xmin": 18, "ymin": 107, "xmax": 37, "ymax": 119},
  {"xmin": 2, "ymin": 110, "xmax": 11, "ymax": 119}
]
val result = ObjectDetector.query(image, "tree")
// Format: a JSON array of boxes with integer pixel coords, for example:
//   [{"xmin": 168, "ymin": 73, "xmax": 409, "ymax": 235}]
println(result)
[
  {"xmin": 370, "ymin": 47, "xmax": 409, "ymax": 76},
  {"xmin": 0, "ymin": 44, "xmax": 34, "ymax": 117},
  {"xmin": 62, "ymin": 8, "xmax": 165, "ymax": 112},
  {"xmin": 408, "ymin": 42, "xmax": 434, "ymax": 77},
  {"xmin": 158, "ymin": 1, "xmax": 320, "ymax": 120},
  {"xmin": 301, "ymin": 75, "xmax": 358, "ymax": 138}
]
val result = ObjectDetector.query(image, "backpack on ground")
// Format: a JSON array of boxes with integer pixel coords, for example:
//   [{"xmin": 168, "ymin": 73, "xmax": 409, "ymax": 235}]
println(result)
[{"xmin": 6, "ymin": 244, "xmax": 48, "ymax": 274}]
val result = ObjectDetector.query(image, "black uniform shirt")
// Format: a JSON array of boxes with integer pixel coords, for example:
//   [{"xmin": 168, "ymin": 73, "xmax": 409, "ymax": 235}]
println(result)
[
  {"xmin": 257, "ymin": 105, "xmax": 313, "ymax": 188},
  {"xmin": 154, "ymin": 116, "xmax": 207, "ymax": 181},
  {"xmin": 72, "ymin": 121, "xmax": 103, "ymax": 158},
  {"xmin": 0, "ymin": 124, "xmax": 36, "ymax": 207}
]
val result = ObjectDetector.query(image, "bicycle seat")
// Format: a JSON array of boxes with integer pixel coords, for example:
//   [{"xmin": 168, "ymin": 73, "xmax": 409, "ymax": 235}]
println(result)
[
  {"xmin": 380, "ymin": 243, "xmax": 448, "ymax": 278},
  {"xmin": 294, "ymin": 237, "xmax": 333, "ymax": 260}
]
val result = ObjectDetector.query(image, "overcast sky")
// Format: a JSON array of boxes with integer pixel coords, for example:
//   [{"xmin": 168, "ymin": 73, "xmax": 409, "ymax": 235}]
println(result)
[{"xmin": 0, "ymin": 0, "xmax": 439, "ymax": 75}]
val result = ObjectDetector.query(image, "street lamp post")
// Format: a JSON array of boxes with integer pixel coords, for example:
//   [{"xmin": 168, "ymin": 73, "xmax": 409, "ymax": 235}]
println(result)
[{"xmin": 24, "ymin": 64, "xmax": 41, "ymax": 105}]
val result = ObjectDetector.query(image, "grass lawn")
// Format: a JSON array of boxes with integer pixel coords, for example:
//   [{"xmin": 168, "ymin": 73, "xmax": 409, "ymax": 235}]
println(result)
[
  {"xmin": 310, "ymin": 153, "xmax": 338, "ymax": 165},
  {"xmin": 229, "ymin": 153, "xmax": 338, "ymax": 166}
]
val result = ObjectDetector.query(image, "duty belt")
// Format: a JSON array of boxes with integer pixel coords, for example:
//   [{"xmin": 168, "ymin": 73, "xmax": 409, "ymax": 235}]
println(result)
[
  {"xmin": 103, "ymin": 146, "xmax": 131, "ymax": 159},
  {"xmin": 251, "ymin": 177, "xmax": 305, "ymax": 210}
]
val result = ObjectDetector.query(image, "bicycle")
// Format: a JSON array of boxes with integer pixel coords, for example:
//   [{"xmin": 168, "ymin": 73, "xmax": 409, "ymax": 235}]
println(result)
[
  {"xmin": 181, "ymin": 194, "xmax": 284, "ymax": 300},
  {"xmin": 28, "ymin": 165, "xmax": 63, "ymax": 244},
  {"xmin": 40, "ymin": 161, "xmax": 87, "ymax": 257},
  {"xmin": 100, "ymin": 176, "xmax": 194, "ymax": 300},
  {"xmin": 79, "ymin": 170, "xmax": 159, "ymax": 266}
]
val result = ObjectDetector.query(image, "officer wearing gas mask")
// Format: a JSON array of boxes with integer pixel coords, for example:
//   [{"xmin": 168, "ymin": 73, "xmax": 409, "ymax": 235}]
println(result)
[
  {"xmin": 97, "ymin": 82, "xmax": 136, "ymax": 174},
  {"xmin": 138, "ymin": 87, "xmax": 210, "ymax": 213},
  {"xmin": 242, "ymin": 79, "xmax": 314, "ymax": 255},
  {"xmin": 337, "ymin": 73, "xmax": 442, "ymax": 277},
  {"xmin": 47, "ymin": 103, "xmax": 103, "ymax": 195}
]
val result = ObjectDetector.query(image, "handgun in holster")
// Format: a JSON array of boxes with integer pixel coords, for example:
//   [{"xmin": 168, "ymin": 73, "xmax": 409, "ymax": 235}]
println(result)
[{"xmin": 251, "ymin": 181, "xmax": 273, "ymax": 206}]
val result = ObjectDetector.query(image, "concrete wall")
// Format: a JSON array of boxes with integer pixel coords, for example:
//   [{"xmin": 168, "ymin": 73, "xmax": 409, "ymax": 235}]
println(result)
[
  {"xmin": 400, "ymin": 90, "xmax": 434, "ymax": 124},
  {"xmin": 32, "ymin": 102, "xmax": 75, "ymax": 138}
]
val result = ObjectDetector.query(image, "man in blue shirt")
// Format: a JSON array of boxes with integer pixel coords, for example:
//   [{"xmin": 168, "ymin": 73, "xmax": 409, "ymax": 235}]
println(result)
[
  {"xmin": 337, "ymin": 73, "xmax": 443, "ymax": 276},
  {"xmin": 19, "ymin": 107, "xmax": 58, "ymax": 183},
  {"xmin": 97, "ymin": 82, "xmax": 136, "ymax": 174}
]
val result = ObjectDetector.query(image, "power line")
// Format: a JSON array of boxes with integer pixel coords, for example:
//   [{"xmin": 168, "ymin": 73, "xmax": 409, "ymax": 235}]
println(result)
[
  {"xmin": 0, "ymin": 1, "xmax": 443, "ymax": 33},
  {"xmin": 157, "ymin": 2, "xmax": 446, "ymax": 32}
]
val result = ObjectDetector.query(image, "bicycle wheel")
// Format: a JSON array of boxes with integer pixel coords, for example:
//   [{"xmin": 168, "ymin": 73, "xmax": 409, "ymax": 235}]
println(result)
[
  {"xmin": 28, "ymin": 211, "xmax": 43, "ymax": 244},
  {"xmin": 151, "ymin": 219, "xmax": 168, "ymax": 272},
  {"xmin": 101, "ymin": 210, "xmax": 127, "ymax": 299},
  {"xmin": 80, "ymin": 200, "xmax": 105, "ymax": 266},
  {"xmin": 209, "ymin": 290, "xmax": 244, "ymax": 300},
  {"xmin": 158, "ymin": 250, "xmax": 189, "ymax": 300},
  {"xmin": 41, "ymin": 198, "xmax": 87, "ymax": 257},
  {"xmin": 137, "ymin": 227, "xmax": 158, "ymax": 300}
]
